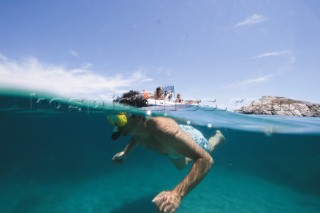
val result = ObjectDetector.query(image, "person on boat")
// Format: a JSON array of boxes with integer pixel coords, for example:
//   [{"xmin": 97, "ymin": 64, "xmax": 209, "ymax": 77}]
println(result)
[
  {"xmin": 175, "ymin": 93, "xmax": 201, "ymax": 104},
  {"xmin": 143, "ymin": 90, "xmax": 149, "ymax": 99},
  {"xmin": 167, "ymin": 92, "xmax": 173, "ymax": 101},
  {"xmin": 154, "ymin": 86, "xmax": 164, "ymax": 100},
  {"xmin": 163, "ymin": 90, "xmax": 173, "ymax": 101},
  {"xmin": 175, "ymin": 93, "xmax": 182, "ymax": 103},
  {"xmin": 107, "ymin": 109, "xmax": 225, "ymax": 212}
]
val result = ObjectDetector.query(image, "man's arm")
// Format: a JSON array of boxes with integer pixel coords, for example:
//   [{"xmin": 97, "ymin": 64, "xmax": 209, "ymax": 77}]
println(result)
[
  {"xmin": 112, "ymin": 137, "xmax": 138, "ymax": 164},
  {"xmin": 150, "ymin": 119, "xmax": 213, "ymax": 212},
  {"xmin": 170, "ymin": 130, "xmax": 213, "ymax": 198},
  {"xmin": 123, "ymin": 137, "xmax": 138, "ymax": 155},
  {"xmin": 153, "ymin": 155, "xmax": 212, "ymax": 212},
  {"xmin": 173, "ymin": 152, "xmax": 212, "ymax": 197}
]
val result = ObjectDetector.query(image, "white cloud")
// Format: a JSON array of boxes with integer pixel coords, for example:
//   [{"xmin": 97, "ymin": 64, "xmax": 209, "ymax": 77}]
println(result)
[
  {"xmin": 70, "ymin": 49, "xmax": 79, "ymax": 58},
  {"xmin": 251, "ymin": 50, "xmax": 296, "ymax": 65},
  {"xmin": 289, "ymin": 56, "xmax": 296, "ymax": 64},
  {"xmin": 229, "ymin": 74, "xmax": 273, "ymax": 88},
  {"xmin": 254, "ymin": 50, "xmax": 291, "ymax": 58},
  {"xmin": 0, "ymin": 55, "xmax": 153, "ymax": 98},
  {"xmin": 139, "ymin": 67, "xmax": 171, "ymax": 76},
  {"xmin": 81, "ymin": 63, "xmax": 93, "ymax": 69},
  {"xmin": 0, "ymin": 53, "xmax": 8, "ymax": 61},
  {"xmin": 235, "ymin": 14, "xmax": 268, "ymax": 27},
  {"xmin": 140, "ymin": 78, "xmax": 154, "ymax": 83},
  {"xmin": 229, "ymin": 50, "xmax": 296, "ymax": 89}
]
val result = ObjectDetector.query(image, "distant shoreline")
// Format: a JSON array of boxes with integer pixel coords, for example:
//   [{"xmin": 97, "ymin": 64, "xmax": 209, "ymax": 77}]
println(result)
[{"xmin": 236, "ymin": 96, "xmax": 320, "ymax": 117}]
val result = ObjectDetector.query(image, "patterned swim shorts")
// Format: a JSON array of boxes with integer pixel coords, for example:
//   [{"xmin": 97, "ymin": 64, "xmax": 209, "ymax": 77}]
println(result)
[{"xmin": 179, "ymin": 124, "xmax": 210, "ymax": 153}]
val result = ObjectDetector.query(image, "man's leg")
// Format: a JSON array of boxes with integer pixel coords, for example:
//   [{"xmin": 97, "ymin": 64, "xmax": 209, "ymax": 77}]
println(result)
[{"xmin": 208, "ymin": 130, "xmax": 225, "ymax": 152}]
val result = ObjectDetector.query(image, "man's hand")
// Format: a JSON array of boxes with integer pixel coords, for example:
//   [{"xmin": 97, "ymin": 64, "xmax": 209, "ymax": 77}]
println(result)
[
  {"xmin": 112, "ymin": 151, "xmax": 126, "ymax": 164},
  {"xmin": 152, "ymin": 191, "xmax": 181, "ymax": 213}
]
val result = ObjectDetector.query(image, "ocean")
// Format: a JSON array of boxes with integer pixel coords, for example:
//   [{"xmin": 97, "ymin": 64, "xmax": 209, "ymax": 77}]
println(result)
[{"xmin": 1, "ymin": 89, "xmax": 320, "ymax": 213}]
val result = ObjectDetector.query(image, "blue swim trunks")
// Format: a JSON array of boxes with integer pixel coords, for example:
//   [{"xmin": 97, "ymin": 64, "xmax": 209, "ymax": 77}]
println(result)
[{"xmin": 179, "ymin": 124, "xmax": 210, "ymax": 153}]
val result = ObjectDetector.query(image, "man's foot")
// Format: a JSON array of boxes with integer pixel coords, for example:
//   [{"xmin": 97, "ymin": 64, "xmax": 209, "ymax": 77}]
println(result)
[{"xmin": 208, "ymin": 130, "xmax": 225, "ymax": 152}]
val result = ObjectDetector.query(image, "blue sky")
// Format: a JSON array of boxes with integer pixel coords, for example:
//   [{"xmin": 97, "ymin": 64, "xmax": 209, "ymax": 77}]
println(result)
[{"xmin": 0, "ymin": 0, "xmax": 319, "ymax": 109}]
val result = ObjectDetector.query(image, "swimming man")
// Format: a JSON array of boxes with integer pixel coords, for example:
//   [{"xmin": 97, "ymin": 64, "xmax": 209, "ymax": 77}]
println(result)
[{"xmin": 107, "ymin": 114, "xmax": 225, "ymax": 213}]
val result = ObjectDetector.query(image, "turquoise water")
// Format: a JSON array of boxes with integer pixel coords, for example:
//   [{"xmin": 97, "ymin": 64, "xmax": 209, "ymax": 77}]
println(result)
[{"xmin": 1, "ymin": 90, "xmax": 320, "ymax": 213}]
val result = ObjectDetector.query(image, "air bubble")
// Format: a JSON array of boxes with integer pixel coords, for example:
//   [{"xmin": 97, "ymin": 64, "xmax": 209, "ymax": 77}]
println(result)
[{"xmin": 263, "ymin": 127, "xmax": 276, "ymax": 137}]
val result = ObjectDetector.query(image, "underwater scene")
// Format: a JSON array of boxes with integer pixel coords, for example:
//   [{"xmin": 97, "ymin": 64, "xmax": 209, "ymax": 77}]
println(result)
[{"xmin": 0, "ymin": 89, "xmax": 320, "ymax": 213}]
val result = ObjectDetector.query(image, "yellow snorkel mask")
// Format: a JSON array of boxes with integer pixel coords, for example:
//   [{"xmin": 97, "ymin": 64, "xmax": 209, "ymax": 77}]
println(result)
[{"xmin": 106, "ymin": 114, "xmax": 128, "ymax": 127}]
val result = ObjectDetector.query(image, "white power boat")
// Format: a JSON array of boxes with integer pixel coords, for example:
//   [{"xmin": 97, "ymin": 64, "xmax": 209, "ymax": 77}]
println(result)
[
  {"xmin": 145, "ymin": 85, "xmax": 200, "ymax": 108},
  {"xmin": 113, "ymin": 85, "xmax": 200, "ymax": 108}
]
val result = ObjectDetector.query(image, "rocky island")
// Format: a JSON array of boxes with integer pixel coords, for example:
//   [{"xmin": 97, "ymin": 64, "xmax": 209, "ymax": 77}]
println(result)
[{"xmin": 236, "ymin": 96, "xmax": 320, "ymax": 117}]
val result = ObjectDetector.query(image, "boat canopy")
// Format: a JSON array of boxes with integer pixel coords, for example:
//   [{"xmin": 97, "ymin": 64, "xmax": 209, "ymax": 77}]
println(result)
[{"xmin": 162, "ymin": 85, "xmax": 175, "ymax": 99}]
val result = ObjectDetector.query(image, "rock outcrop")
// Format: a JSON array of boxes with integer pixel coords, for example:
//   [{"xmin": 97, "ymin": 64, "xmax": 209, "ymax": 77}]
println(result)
[{"xmin": 236, "ymin": 96, "xmax": 320, "ymax": 117}]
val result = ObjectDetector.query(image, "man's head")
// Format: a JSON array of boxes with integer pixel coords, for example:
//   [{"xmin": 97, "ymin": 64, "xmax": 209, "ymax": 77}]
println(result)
[
  {"xmin": 108, "ymin": 91, "xmax": 147, "ymax": 140},
  {"xmin": 107, "ymin": 113, "xmax": 145, "ymax": 140}
]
